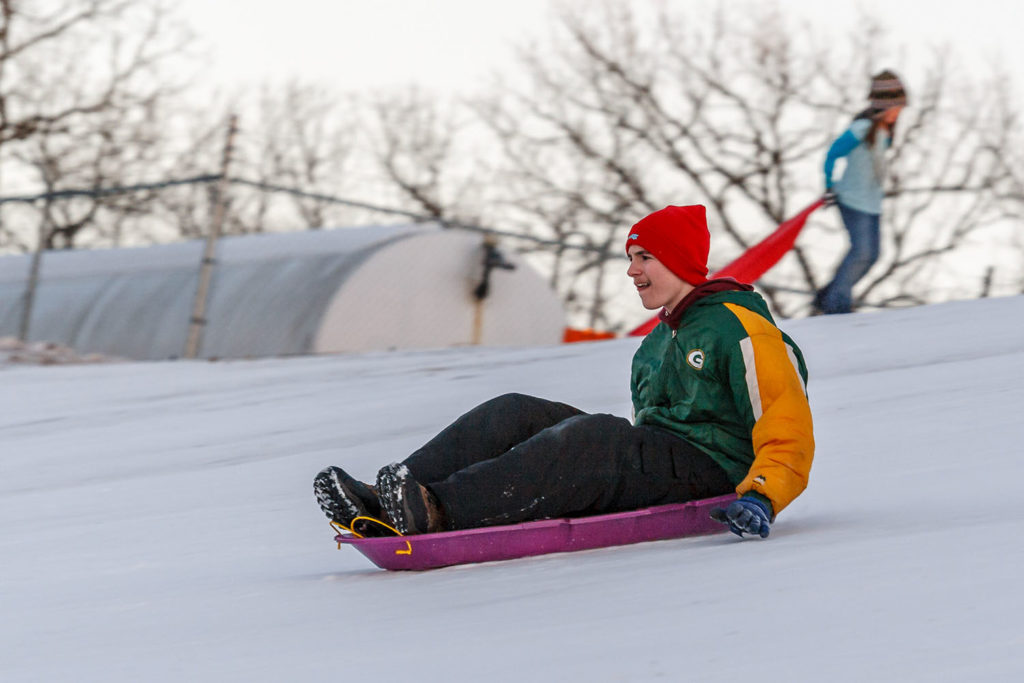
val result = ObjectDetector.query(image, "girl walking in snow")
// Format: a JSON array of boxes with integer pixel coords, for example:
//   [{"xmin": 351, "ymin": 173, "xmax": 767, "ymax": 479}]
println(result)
[
  {"xmin": 315, "ymin": 205, "xmax": 815, "ymax": 540},
  {"xmin": 814, "ymin": 70, "xmax": 907, "ymax": 315}
]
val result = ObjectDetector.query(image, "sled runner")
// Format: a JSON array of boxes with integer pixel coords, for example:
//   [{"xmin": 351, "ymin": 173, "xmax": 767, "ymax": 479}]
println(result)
[{"xmin": 332, "ymin": 493, "xmax": 734, "ymax": 570}]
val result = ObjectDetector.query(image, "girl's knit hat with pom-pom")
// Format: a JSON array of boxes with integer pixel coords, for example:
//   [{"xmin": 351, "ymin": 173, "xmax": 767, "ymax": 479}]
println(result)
[{"xmin": 869, "ymin": 70, "xmax": 907, "ymax": 109}]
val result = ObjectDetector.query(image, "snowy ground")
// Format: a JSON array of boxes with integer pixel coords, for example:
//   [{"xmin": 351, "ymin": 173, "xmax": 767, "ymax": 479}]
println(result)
[{"xmin": 2, "ymin": 295, "xmax": 1023, "ymax": 682}]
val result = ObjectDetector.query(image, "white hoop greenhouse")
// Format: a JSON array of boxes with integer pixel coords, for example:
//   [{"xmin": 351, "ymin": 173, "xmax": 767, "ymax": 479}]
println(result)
[{"xmin": 0, "ymin": 225, "xmax": 566, "ymax": 361}]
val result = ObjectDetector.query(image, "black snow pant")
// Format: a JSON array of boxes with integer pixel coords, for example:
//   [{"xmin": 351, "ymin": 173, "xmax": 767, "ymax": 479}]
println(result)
[{"xmin": 401, "ymin": 393, "xmax": 733, "ymax": 530}]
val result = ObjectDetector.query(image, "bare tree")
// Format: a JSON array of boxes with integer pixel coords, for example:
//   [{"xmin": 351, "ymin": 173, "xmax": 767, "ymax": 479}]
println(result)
[
  {"xmin": 470, "ymin": 3, "xmax": 833, "ymax": 327},
  {"xmin": 155, "ymin": 81, "xmax": 388, "ymax": 241},
  {"xmin": 362, "ymin": 87, "xmax": 496, "ymax": 229},
  {"xmin": 147, "ymin": 105, "xmax": 229, "ymax": 242},
  {"xmin": 230, "ymin": 82, "xmax": 364, "ymax": 232},
  {"xmin": 0, "ymin": 0, "xmax": 194, "ymax": 251},
  {"xmin": 464, "ymin": 2, "xmax": 1022, "ymax": 328}
]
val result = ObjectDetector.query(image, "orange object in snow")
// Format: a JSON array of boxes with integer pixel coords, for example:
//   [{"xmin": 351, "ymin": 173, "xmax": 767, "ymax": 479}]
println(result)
[{"xmin": 563, "ymin": 328, "xmax": 617, "ymax": 343}]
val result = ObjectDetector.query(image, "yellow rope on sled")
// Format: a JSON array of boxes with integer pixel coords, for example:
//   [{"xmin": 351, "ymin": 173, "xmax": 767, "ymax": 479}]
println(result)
[
  {"xmin": 330, "ymin": 517, "xmax": 412, "ymax": 555},
  {"xmin": 329, "ymin": 520, "xmax": 351, "ymax": 549},
  {"xmin": 350, "ymin": 515, "xmax": 403, "ymax": 537}
]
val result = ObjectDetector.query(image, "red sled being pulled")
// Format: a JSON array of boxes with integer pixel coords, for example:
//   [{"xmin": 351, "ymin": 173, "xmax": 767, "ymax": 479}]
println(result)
[{"xmin": 332, "ymin": 494, "xmax": 734, "ymax": 571}]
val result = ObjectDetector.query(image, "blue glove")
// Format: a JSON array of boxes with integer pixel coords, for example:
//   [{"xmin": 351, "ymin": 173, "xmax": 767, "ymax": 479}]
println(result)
[{"xmin": 710, "ymin": 495, "xmax": 772, "ymax": 539}]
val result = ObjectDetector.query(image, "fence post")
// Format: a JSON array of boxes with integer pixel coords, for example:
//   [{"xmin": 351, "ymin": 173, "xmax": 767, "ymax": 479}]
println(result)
[
  {"xmin": 18, "ymin": 207, "xmax": 52, "ymax": 341},
  {"xmin": 184, "ymin": 114, "xmax": 238, "ymax": 359}
]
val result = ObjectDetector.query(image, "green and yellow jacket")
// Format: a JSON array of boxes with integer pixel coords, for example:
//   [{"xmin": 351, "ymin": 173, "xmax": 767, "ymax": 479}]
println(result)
[{"xmin": 631, "ymin": 280, "xmax": 814, "ymax": 515}]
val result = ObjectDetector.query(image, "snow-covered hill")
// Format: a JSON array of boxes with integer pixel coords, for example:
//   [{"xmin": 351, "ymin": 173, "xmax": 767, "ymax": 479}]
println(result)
[{"xmin": 2, "ymin": 296, "xmax": 1023, "ymax": 682}]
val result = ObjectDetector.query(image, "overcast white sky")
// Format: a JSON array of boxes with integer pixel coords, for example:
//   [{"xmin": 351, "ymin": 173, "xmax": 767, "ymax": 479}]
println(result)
[
  {"xmin": 180, "ymin": 0, "xmax": 1024, "ymax": 94},
  {"xmin": 179, "ymin": 0, "xmax": 553, "ymax": 92}
]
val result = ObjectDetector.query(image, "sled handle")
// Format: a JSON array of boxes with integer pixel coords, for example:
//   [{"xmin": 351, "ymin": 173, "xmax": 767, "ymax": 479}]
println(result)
[{"xmin": 345, "ymin": 516, "xmax": 413, "ymax": 556}]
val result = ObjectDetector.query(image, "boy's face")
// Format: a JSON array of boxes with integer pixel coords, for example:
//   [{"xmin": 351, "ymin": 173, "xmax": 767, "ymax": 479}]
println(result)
[{"xmin": 627, "ymin": 245, "xmax": 694, "ymax": 312}]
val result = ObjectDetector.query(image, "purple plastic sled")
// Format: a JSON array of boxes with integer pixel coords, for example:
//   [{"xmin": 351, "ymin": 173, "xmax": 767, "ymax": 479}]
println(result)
[{"xmin": 335, "ymin": 494, "xmax": 734, "ymax": 570}]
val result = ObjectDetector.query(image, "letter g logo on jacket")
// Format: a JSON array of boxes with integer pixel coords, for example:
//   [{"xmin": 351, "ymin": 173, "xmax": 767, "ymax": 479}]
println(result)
[{"xmin": 686, "ymin": 349, "xmax": 705, "ymax": 370}]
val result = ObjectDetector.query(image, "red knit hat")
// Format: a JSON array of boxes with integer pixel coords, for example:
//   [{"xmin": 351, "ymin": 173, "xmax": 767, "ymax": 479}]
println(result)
[{"xmin": 625, "ymin": 205, "xmax": 710, "ymax": 285}]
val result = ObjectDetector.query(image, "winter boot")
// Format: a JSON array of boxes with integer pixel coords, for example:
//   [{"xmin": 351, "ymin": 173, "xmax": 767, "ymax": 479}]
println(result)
[
  {"xmin": 375, "ymin": 463, "xmax": 448, "ymax": 535},
  {"xmin": 313, "ymin": 466, "xmax": 385, "ymax": 529}
]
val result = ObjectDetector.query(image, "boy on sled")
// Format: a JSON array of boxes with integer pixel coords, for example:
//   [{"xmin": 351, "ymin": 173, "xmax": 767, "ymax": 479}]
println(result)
[{"xmin": 315, "ymin": 205, "xmax": 814, "ymax": 540}]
